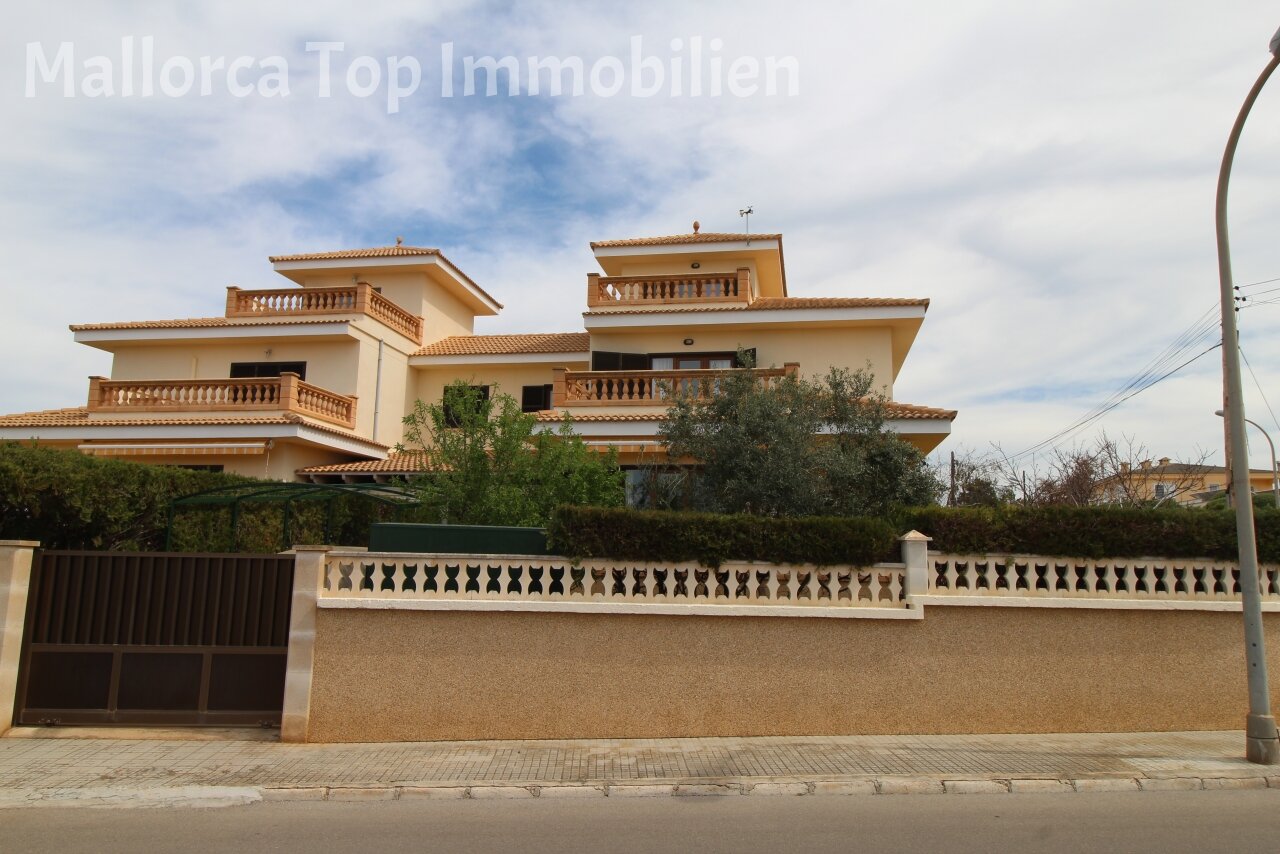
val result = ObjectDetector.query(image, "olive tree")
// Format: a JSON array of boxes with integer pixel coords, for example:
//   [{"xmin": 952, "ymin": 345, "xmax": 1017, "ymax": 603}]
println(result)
[
  {"xmin": 658, "ymin": 358, "xmax": 941, "ymax": 517},
  {"xmin": 399, "ymin": 381, "xmax": 625, "ymax": 526}
]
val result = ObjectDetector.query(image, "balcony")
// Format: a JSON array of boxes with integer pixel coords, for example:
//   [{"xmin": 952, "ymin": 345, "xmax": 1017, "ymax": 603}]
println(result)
[
  {"xmin": 554, "ymin": 364, "xmax": 797, "ymax": 406},
  {"xmin": 87, "ymin": 373, "xmax": 358, "ymax": 429},
  {"xmin": 586, "ymin": 268, "xmax": 753, "ymax": 310},
  {"xmin": 225, "ymin": 282, "xmax": 423, "ymax": 342}
]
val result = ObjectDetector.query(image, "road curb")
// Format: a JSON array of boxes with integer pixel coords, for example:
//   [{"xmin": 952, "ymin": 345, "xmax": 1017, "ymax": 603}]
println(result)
[{"xmin": 2, "ymin": 774, "xmax": 1278, "ymax": 808}]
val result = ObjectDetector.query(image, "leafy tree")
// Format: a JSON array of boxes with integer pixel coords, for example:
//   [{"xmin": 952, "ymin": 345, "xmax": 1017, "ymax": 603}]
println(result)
[
  {"xmin": 657, "ymin": 355, "xmax": 941, "ymax": 517},
  {"xmin": 400, "ymin": 381, "xmax": 625, "ymax": 526}
]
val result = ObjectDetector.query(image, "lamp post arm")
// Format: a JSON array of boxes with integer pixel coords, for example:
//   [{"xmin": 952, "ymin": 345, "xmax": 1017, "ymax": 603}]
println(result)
[{"xmin": 1216, "ymin": 44, "xmax": 1280, "ymax": 765}]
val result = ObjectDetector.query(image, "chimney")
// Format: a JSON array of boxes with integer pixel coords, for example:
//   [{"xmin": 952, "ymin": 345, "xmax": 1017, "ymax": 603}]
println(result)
[
  {"xmin": 1120, "ymin": 462, "xmax": 1131, "ymax": 474},
  {"xmin": 1139, "ymin": 460, "xmax": 1151, "ymax": 470},
  {"xmin": 1158, "ymin": 457, "xmax": 1170, "ymax": 467}
]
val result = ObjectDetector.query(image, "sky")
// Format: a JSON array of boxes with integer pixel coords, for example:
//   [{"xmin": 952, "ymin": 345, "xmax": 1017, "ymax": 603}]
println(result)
[{"xmin": 3, "ymin": 1, "xmax": 1280, "ymax": 472}]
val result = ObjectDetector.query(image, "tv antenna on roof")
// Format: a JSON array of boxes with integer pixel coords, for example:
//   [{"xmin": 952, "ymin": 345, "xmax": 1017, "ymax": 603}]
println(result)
[{"xmin": 739, "ymin": 205, "xmax": 754, "ymax": 240}]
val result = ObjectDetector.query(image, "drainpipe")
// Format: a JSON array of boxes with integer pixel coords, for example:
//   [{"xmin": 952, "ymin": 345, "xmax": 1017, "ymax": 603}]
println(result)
[{"xmin": 372, "ymin": 339, "xmax": 385, "ymax": 440}]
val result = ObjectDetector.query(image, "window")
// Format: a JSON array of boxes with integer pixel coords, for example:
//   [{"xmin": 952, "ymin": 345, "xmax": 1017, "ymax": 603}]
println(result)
[
  {"xmin": 590, "ymin": 351, "xmax": 649, "ymax": 371},
  {"xmin": 521, "ymin": 384, "xmax": 554, "ymax": 413},
  {"xmin": 443, "ymin": 385, "xmax": 490, "ymax": 427},
  {"xmin": 229, "ymin": 361, "xmax": 307, "ymax": 380},
  {"xmin": 1154, "ymin": 484, "xmax": 1170, "ymax": 499},
  {"xmin": 649, "ymin": 352, "xmax": 737, "ymax": 370}
]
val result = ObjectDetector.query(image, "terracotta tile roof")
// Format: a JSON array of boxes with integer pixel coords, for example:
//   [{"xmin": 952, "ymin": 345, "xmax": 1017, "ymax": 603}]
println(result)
[
  {"xmin": 298, "ymin": 452, "xmax": 434, "ymax": 474},
  {"xmin": 267, "ymin": 246, "xmax": 503, "ymax": 310},
  {"xmin": 415, "ymin": 333, "xmax": 591, "ymax": 357},
  {"xmin": 535, "ymin": 400, "xmax": 955, "ymax": 423},
  {"xmin": 268, "ymin": 246, "xmax": 443, "ymax": 262},
  {"xmin": 882, "ymin": 402, "xmax": 957, "ymax": 421},
  {"xmin": 591, "ymin": 233, "xmax": 782, "ymax": 249},
  {"xmin": 586, "ymin": 297, "xmax": 929, "ymax": 316},
  {"xmin": 0, "ymin": 407, "xmax": 387, "ymax": 446},
  {"xmin": 69, "ymin": 317, "xmax": 347, "ymax": 332}
]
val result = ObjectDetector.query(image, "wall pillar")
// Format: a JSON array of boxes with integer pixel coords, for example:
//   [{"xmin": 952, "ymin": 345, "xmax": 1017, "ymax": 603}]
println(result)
[
  {"xmin": 281, "ymin": 546, "xmax": 329, "ymax": 743},
  {"xmin": 0, "ymin": 541, "xmax": 38, "ymax": 735},
  {"xmin": 899, "ymin": 530, "xmax": 931, "ymax": 609}
]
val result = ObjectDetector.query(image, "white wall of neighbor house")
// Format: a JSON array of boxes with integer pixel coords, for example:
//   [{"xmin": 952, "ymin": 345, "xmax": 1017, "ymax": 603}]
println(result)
[
  {"xmin": 410, "ymin": 362, "xmax": 591, "ymax": 415},
  {"xmin": 587, "ymin": 326, "xmax": 895, "ymax": 395}
]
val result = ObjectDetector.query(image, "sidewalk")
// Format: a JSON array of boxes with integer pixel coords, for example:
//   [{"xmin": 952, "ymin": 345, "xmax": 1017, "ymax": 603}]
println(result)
[{"xmin": 1, "ymin": 729, "xmax": 1277, "ymax": 808}]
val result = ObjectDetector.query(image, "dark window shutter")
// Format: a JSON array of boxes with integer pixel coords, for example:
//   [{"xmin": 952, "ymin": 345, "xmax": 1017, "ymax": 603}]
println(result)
[
  {"xmin": 619, "ymin": 353, "xmax": 650, "ymax": 370},
  {"xmin": 591, "ymin": 351, "xmax": 621, "ymax": 371},
  {"xmin": 521, "ymin": 385, "xmax": 553, "ymax": 413},
  {"xmin": 229, "ymin": 361, "xmax": 307, "ymax": 380}
]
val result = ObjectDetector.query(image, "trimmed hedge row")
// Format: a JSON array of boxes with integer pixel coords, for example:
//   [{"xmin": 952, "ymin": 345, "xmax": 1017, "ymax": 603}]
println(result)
[
  {"xmin": 0, "ymin": 442, "xmax": 411, "ymax": 552},
  {"xmin": 548, "ymin": 505, "xmax": 1280, "ymax": 566},
  {"xmin": 898, "ymin": 505, "xmax": 1280, "ymax": 562},
  {"xmin": 547, "ymin": 506, "xmax": 897, "ymax": 568}
]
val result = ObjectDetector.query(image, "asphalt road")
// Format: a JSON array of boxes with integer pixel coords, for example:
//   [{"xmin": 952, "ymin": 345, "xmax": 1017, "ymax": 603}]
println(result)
[{"xmin": 6, "ymin": 790, "xmax": 1280, "ymax": 853}]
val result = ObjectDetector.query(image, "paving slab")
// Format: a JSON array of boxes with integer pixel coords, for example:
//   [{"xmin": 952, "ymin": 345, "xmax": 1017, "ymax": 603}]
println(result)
[{"xmin": 0, "ymin": 729, "xmax": 1273, "ymax": 807}]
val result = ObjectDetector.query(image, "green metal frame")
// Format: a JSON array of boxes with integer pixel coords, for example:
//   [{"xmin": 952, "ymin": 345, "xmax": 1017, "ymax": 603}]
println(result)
[{"xmin": 165, "ymin": 482, "xmax": 421, "ymax": 550}]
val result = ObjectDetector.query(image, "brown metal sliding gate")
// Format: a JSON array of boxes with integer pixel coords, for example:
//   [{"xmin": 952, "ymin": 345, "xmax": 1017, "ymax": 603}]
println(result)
[{"xmin": 14, "ymin": 551, "xmax": 295, "ymax": 727}]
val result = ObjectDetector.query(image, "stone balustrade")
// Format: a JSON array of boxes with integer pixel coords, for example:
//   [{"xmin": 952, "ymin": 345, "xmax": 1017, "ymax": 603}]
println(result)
[
  {"xmin": 226, "ymin": 283, "xmax": 423, "ymax": 342},
  {"xmin": 87, "ymin": 373, "xmax": 357, "ymax": 428},
  {"xmin": 554, "ymin": 364, "xmax": 798, "ymax": 406},
  {"xmin": 318, "ymin": 551, "xmax": 913, "ymax": 619},
  {"xmin": 586, "ymin": 268, "xmax": 752, "ymax": 309},
  {"xmin": 923, "ymin": 553, "xmax": 1280, "ymax": 606}
]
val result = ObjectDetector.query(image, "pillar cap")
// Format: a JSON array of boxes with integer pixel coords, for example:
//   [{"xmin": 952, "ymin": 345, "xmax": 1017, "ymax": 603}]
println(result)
[
  {"xmin": 898, "ymin": 530, "xmax": 932, "ymax": 543},
  {"xmin": 0, "ymin": 540, "xmax": 40, "ymax": 547}
]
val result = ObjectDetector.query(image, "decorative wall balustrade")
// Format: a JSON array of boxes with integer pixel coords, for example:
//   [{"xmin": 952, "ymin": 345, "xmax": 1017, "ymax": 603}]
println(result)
[
  {"xmin": 318, "ymin": 551, "xmax": 911, "ymax": 618},
  {"xmin": 927, "ymin": 553, "xmax": 1280, "ymax": 602}
]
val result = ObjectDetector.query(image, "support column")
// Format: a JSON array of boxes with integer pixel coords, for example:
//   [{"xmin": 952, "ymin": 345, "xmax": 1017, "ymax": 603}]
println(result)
[
  {"xmin": 281, "ymin": 546, "xmax": 329, "ymax": 743},
  {"xmin": 0, "ymin": 541, "xmax": 38, "ymax": 735},
  {"xmin": 899, "ymin": 530, "xmax": 931, "ymax": 609}
]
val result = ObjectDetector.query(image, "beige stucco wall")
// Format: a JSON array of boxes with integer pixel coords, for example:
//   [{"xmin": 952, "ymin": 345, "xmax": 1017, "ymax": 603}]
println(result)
[
  {"xmin": 300, "ymin": 271, "xmax": 475, "ymax": 343},
  {"xmin": 411, "ymin": 362, "xmax": 590, "ymax": 413},
  {"xmin": 109, "ymin": 340, "xmax": 362, "ymax": 398},
  {"xmin": 306, "ymin": 606, "xmax": 1280, "ymax": 742},
  {"xmin": 587, "ymin": 327, "xmax": 894, "ymax": 395},
  {"xmin": 70, "ymin": 442, "xmax": 356, "ymax": 481}
]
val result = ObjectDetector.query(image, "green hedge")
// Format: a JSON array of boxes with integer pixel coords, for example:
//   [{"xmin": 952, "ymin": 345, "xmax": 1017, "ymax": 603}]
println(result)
[
  {"xmin": 0, "ymin": 442, "xmax": 248, "ymax": 550},
  {"xmin": 0, "ymin": 443, "xmax": 412, "ymax": 552},
  {"xmin": 897, "ymin": 505, "xmax": 1280, "ymax": 562},
  {"xmin": 547, "ymin": 506, "xmax": 897, "ymax": 567},
  {"xmin": 548, "ymin": 504, "xmax": 1280, "ymax": 566}
]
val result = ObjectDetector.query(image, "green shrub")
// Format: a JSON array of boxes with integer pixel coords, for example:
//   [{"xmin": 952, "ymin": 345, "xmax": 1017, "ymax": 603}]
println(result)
[
  {"xmin": 0, "ymin": 443, "xmax": 413, "ymax": 552},
  {"xmin": 548, "ymin": 505, "xmax": 897, "ymax": 567},
  {"xmin": 897, "ymin": 505, "xmax": 1280, "ymax": 561},
  {"xmin": 0, "ymin": 442, "xmax": 248, "ymax": 550}
]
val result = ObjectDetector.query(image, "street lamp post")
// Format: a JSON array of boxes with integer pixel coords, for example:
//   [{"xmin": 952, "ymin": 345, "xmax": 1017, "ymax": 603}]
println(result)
[
  {"xmin": 1216, "ymin": 410, "xmax": 1280, "ymax": 508},
  {"xmin": 1215, "ymin": 27, "xmax": 1280, "ymax": 765}
]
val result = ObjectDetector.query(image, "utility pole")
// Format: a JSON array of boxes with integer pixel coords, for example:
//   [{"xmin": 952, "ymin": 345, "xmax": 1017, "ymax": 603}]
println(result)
[{"xmin": 948, "ymin": 451, "xmax": 958, "ymax": 506}]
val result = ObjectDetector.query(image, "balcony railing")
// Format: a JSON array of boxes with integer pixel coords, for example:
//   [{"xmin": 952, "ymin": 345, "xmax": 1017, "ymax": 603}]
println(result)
[
  {"xmin": 554, "ymin": 364, "xmax": 797, "ymax": 406},
  {"xmin": 87, "ymin": 373, "xmax": 357, "ymax": 429},
  {"xmin": 586, "ymin": 268, "xmax": 753, "ymax": 309},
  {"xmin": 225, "ymin": 283, "xmax": 423, "ymax": 342}
]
